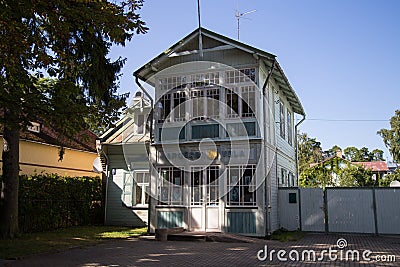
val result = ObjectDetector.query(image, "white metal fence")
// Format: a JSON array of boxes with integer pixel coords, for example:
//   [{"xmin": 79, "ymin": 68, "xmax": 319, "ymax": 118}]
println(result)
[{"xmin": 278, "ymin": 187, "xmax": 400, "ymax": 234}]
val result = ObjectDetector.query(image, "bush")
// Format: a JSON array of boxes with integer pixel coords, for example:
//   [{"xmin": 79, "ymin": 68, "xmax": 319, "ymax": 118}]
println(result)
[{"xmin": 0, "ymin": 174, "xmax": 103, "ymax": 233}]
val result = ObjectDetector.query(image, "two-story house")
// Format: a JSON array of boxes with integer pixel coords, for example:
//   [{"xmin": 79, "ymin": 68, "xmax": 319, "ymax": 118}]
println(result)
[{"xmin": 132, "ymin": 27, "xmax": 305, "ymax": 236}]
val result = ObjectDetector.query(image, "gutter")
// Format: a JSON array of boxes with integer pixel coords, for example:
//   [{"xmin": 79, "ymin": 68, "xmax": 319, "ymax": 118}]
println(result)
[
  {"xmin": 97, "ymin": 144, "xmax": 110, "ymax": 225},
  {"xmin": 261, "ymin": 58, "xmax": 276, "ymax": 237},
  {"xmin": 295, "ymin": 115, "xmax": 306, "ymax": 179},
  {"xmin": 135, "ymin": 76, "xmax": 154, "ymax": 142}
]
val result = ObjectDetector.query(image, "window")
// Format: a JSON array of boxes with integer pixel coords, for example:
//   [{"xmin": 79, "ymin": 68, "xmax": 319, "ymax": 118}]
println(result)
[
  {"xmin": 122, "ymin": 171, "xmax": 149, "ymax": 207},
  {"xmin": 226, "ymin": 87, "xmax": 255, "ymax": 118},
  {"xmin": 191, "ymin": 72, "xmax": 220, "ymax": 85},
  {"xmin": 158, "ymin": 167, "xmax": 184, "ymax": 205},
  {"xmin": 173, "ymin": 91, "xmax": 186, "ymax": 121},
  {"xmin": 281, "ymin": 168, "xmax": 287, "ymax": 186},
  {"xmin": 226, "ymin": 88, "xmax": 239, "ymax": 118},
  {"xmin": 288, "ymin": 172, "xmax": 296, "ymax": 187},
  {"xmin": 157, "ymin": 94, "xmax": 171, "ymax": 123},
  {"xmin": 136, "ymin": 114, "xmax": 145, "ymax": 134},
  {"xmin": 241, "ymin": 86, "xmax": 255, "ymax": 117},
  {"xmin": 279, "ymin": 101, "xmax": 285, "ymax": 138},
  {"xmin": 287, "ymin": 110, "xmax": 293, "ymax": 145},
  {"xmin": 227, "ymin": 165, "xmax": 256, "ymax": 206},
  {"xmin": 159, "ymin": 76, "xmax": 183, "ymax": 91},
  {"xmin": 225, "ymin": 68, "xmax": 256, "ymax": 84},
  {"xmin": 226, "ymin": 122, "xmax": 256, "ymax": 137},
  {"xmin": 191, "ymin": 166, "xmax": 219, "ymax": 206},
  {"xmin": 192, "ymin": 124, "xmax": 219, "ymax": 139},
  {"xmin": 134, "ymin": 172, "xmax": 150, "ymax": 206},
  {"xmin": 206, "ymin": 88, "xmax": 219, "ymax": 118},
  {"xmin": 191, "ymin": 89, "xmax": 205, "ymax": 120},
  {"xmin": 240, "ymin": 68, "xmax": 256, "ymax": 82},
  {"xmin": 191, "ymin": 88, "xmax": 219, "ymax": 120}
]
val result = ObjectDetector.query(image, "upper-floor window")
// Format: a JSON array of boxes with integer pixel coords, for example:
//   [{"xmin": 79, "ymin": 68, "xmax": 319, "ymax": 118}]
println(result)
[
  {"xmin": 173, "ymin": 91, "xmax": 186, "ymax": 122},
  {"xmin": 226, "ymin": 86, "xmax": 255, "ymax": 118},
  {"xmin": 136, "ymin": 114, "xmax": 145, "ymax": 134},
  {"xmin": 279, "ymin": 101, "xmax": 285, "ymax": 138},
  {"xmin": 158, "ymin": 93, "xmax": 171, "ymax": 123},
  {"xmin": 241, "ymin": 86, "xmax": 255, "ymax": 117},
  {"xmin": 226, "ymin": 88, "xmax": 239, "ymax": 118},
  {"xmin": 281, "ymin": 168, "xmax": 287, "ymax": 185},
  {"xmin": 191, "ymin": 72, "xmax": 220, "ymax": 85},
  {"xmin": 287, "ymin": 110, "xmax": 293, "ymax": 145},
  {"xmin": 225, "ymin": 68, "xmax": 256, "ymax": 84},
  {"xmin": 192, "ymin": 124, "xmax": 219, "ymax": 139}
]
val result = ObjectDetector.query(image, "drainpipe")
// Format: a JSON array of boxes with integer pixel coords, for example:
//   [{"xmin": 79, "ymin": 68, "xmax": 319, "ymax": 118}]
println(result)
[
  {"xmin": 135, "ymin": 75, "xmax": 154, "ymax": 233},
  {"xmin": 97, "ymin": 145, "xmax": 110, "ymax": 225},
  {"xmin": 295, "ymin": 115, "xmax": 306, "ymax": 180},
  {"xmin": 262, "ymin": 59, "xmax": 276, "ymax": 237},
  {"xmin": 135, "ymin": 76, "xmax": 154, "ymax": 142}
]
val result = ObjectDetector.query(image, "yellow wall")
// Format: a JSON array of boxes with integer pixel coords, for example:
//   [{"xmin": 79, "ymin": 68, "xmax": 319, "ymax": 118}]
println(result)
[{"xmin": 0, "ymin": 139, "xmax": 99, "ymax": 177}]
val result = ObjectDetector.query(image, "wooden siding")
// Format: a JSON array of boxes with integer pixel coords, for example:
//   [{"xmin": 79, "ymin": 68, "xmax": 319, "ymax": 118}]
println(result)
[
  {"xmin": 157, "ymin": 211, "xmax": 184, "ymax": 228},
  {"xmin": 227, "ymin": 212, "xmax": 256, "ymax": 234}
]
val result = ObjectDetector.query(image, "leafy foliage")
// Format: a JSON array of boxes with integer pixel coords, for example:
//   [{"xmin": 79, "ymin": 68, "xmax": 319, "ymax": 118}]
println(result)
[
  {"xmin": 298, "ymin": 133, "xmax": 323, "ymax": 175},
  {"xmin": 378, "ymin": 110, "xmax": 400, "ymax": 162},
  {"xmin": 299, "ymin": 157, "xmax": 374, "ymax": 188},
  {"xmin": 343, "ymin": 146, "xmax": 384, "ymax": 162},
  {"xmin": 381, "ymin": 168, "xmax": 400, "ymax": 186},
  {"xmin": 0, "ymin": 174, "xmax": 102, "ymax": 233},
  {"xmin": 0, "ymin": 0, "xmax": 147, "ymax": 238},
  {"xmin": 0, "ymin": 0, "xmax": 148, "ymax": 133}
]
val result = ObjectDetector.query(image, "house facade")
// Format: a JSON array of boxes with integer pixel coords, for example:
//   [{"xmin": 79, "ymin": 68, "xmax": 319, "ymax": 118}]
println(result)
[
  {"xmin": 132, "ymin": 28, "xmax": 305, "ymax": 236},
  {"xmin": 0, "ymin": 123, "xmax": 98, "ymax": 177},
  {"xmin": 99, "ymin": 92, "xmax": 151, "ymax": 227}
]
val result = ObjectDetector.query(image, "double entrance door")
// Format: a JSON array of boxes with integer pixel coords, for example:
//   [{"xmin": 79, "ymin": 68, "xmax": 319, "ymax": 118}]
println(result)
[{"xmin": 190, "ymin": 166, "xmax": 221, "ymax": 231}]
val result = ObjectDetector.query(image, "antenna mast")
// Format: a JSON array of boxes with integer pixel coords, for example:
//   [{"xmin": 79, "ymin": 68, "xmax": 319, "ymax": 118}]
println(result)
[{"xmin": 235, "ymin": 8, "xmax": 256, "ymax": 40}]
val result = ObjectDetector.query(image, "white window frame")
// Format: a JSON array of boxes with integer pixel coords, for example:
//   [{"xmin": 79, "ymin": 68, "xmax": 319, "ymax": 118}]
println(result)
[
  {"xmin": 133, "ymin": 171, "xmax": 150, "ymax": 206},
  {"xmin": 287, "ymin": 110, "xmax": 293, "ymax": 146},
  {"xmin": 158, "ymin": 167, "xmax": 184, "ymax": 206},
  {"xmin": 227, "ymin": 165, "xmax": 257, "ymax": 207},
  {"xmin": 279, "ymin": 101, "xmax": 285, "ymax": 138}
]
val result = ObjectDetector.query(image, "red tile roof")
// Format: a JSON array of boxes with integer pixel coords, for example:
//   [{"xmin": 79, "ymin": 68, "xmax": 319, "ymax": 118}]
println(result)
[{"xmin": 353, "ymin": 161, "xmax": 389, "ymax": 172}]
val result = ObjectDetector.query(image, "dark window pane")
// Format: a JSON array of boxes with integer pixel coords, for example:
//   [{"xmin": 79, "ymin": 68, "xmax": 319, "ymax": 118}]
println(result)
[{"xmin": 192, "ymin": 124, "xmax": 219, "ymax": 139}]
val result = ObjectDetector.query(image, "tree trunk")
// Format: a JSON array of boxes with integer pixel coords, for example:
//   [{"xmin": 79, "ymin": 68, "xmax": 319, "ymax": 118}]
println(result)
[{"xmin": 0, "ymin": 109, "xmax": 20, "ymax": 239}]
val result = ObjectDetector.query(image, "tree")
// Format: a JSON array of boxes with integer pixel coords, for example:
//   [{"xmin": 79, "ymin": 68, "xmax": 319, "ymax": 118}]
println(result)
[
  {"xmin": 371, "ymin": 149, "xmax": 384, "ymax": 161},
  {"xmin": 378, "ymin": 110, "xmax": 400, "ymax": 162},
  {"xmin": 0, "ymin": 0, "xmax": 148, "ymax": 238},
  {"xmin": 381, "ymin": 169, "xmax": 400, "ymax": 186},
  {"xmin": 299, "ymin": 157, "xmax": 374, "ymax": 189},
  {"xmin": 298, "ymin": 133, "xmax": 323, "ymax": 175},
  {"xmin": 344, "ymin": 146, "xmax": 360, "ymax": 161}
]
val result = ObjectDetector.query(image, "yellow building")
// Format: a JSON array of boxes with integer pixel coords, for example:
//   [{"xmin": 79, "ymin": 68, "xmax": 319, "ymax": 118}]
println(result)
[{"xmin": 0, "ymin": 123, "xmax": 99, "ymax": 177}]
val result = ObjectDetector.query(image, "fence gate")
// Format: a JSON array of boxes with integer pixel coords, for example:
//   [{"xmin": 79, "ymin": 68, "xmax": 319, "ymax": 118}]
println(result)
[
  {"xmin": 326, "ymin": 188, "xmax": 375, "ymax": 233},
  {"xmin": 300, "ymin": 188, "xmax": 325, "ymax": 232}
]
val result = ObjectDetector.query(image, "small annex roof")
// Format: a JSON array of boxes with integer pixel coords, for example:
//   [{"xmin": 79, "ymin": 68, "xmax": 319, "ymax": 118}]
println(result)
[
  {"xmin": 0, "ymin": 124, "xmax": 97, "ymax": 153},
  {"xmin": 133, "ymin": 27, "xmax": 305, "ymax": 115},
  {"xmin": 353, "ymin": 161, "xmax": 389, "ymax": 172},
  {"xmin": 100, "ymin": 96, "xmax": 151, "ymax": 144}
]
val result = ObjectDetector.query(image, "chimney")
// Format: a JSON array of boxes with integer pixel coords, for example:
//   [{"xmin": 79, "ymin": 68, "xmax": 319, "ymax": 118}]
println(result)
[{"xmin": 336, "ymin": 149, "xmax": 343, "ymax": 158}]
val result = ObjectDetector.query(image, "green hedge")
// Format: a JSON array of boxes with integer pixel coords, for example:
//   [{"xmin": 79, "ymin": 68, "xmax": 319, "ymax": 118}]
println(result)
[{"xmin": 0, "ymin": 174, "xmax": 103, "ymax": 233}]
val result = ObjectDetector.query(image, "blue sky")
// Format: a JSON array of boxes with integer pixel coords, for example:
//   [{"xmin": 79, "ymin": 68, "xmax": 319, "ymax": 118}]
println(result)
[{"xmin": 110, "ymin": 0, "xmax": 400, "ymax": 160}]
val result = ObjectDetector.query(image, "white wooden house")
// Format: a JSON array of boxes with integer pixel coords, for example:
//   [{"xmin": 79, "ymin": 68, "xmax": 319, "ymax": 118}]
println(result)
[{"xmin": 103, "ymin": 27, "xmax": 305, "ymax": 236}]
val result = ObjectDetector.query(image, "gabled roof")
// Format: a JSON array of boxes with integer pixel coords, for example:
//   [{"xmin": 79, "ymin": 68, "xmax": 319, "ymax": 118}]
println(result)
[
  {"xmin": 353, "ymin": 161, "xmax": 389, "ymax": 172},
  {"xmin": 133, "ymin": 27, "xmax": 305, "ymax": 115},
  {"xmin": 1, "ymin": 124, "xmax": 97, "ymax": 153}
]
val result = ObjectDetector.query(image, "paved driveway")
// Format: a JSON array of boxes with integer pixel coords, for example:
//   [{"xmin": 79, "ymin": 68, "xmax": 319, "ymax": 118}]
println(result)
[{"xmin": 2, "ymin": 233, "xmax": 400, "ymax": 266}]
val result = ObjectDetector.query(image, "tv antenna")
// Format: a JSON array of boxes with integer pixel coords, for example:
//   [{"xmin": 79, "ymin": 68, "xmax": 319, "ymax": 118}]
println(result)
[{"xmin": 235, "ymin": 6, "xmax": 256, "ymax": 40}]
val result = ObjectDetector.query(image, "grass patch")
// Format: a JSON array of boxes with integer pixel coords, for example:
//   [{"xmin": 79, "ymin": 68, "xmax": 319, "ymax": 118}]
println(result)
[
  {"xmin": 271, "ymin": 228, "xmax": 304, "ymax": 242},
  {"xmin": 0, "ymin": 226, "xmax": 147, "ymax": 260}
]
